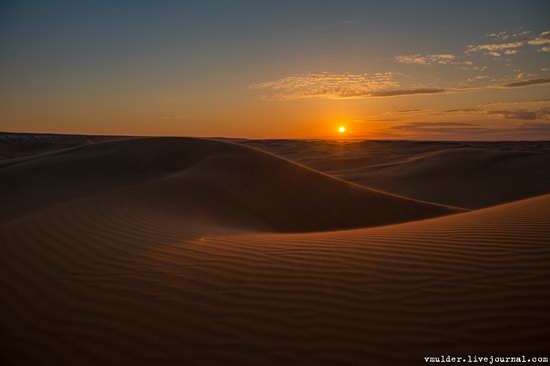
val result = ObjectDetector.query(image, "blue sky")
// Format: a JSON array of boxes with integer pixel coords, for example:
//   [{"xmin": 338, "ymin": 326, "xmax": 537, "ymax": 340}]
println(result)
[{"xmin": 1, "ymin": 0, "xmax": 550, "ymax": 139}]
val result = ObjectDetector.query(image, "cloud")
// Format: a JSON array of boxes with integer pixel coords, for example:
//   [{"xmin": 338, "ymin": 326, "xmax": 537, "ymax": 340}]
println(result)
[
  {"xmin": 252, "ymin": 72, "xmax": 550, "ymax": 100},
  {"xmin": 488, "ymin": 110, "xmax": 537, "ymax": 120},
  {"xmin": 501, "ymin": 78, "xmax": 550, "ymax": 88},
  {"xmin": 442, "ymin": 108, "xmax": 481, "ymax": 113},
  {"xmin": 486, "ymin": 30, "xmax": 531, "ymax": 40},
  {"xmin": 458, "ymin": 64, "xmax": 488, "ymax": 71},
  {"xmin": 466, "ymin": 40, "xmax": 525, "ymax": 53},
  {"xmin": 487, "ymin": 108, "xmax": 550, "ymax": 121},
  {"xmin": 466, "ymin": 30, "xmax": 550, "ymax": 55},
  {"xmin": 387, "ymin": 121, "xmax": 550, "ymax": 137},
  {"xmin": 393, "ymin": 29, "xmax": 548, "ymax": 71},
  {"xmin": 397, "ymin": 109, "xmax": 422, "ymax": 113},
  {"xmin": 516, "ymin": 73, "xmax": 526, "ymax": 79},
  {"xmin": 390, "ymin": 122, "xmax": 496, "ymax": 135},
  {"xmin": 251, "ymin": 72, "xmax": 398, "ymax": 97},
  {"xmin": 350, "ymin": 99, "xmax": 550, "ymax": 137},
  {"xmin": 466, "ymin": 75, "xmax": 488, "ymax": 82},
  {"xmin": 395, "ymin": 122, "xmax": 478, "ymax": 127},
  {"xmin": 527, "ymin": 37, "xmax": 550, "ymax": 46},
  {"xmin": 389, "ymin": 121, "xmax": 550, "ymax": 138},
  {"xmin": 370, "ymin": 88, "xmax": 446, "ymax": 97},
  {"xmin": 486, "ymin": 31, "xmax": 510, "ymax": 40},
  {"xmin": 356, "ymin": 117, "xmax": 402, "ymax": 122},
  {"xmin": 513, "ymin": 30, "xmax": 532, "ymax": 37},
  {"xmin": 250, "ymin": 72, "xmax": 449, "ymax": 100},
  {"xmin": 253, "ymin": 27, "xmax": 550, "ymax": 102},
  {"xmin": 439, "ymin": 99, "xmax": 550, "ymax": 121},
  {"xmin": 394, "ymin": 54, "xmax": 456, "ymax": 65}
]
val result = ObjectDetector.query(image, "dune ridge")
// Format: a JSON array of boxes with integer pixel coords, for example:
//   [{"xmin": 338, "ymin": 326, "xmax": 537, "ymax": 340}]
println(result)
[
  {"xmin": 0, "ymin": 137, "xmax": 457, "ymax": 232},
  {"xmin": 241, "ymin": 139, "xmax": 550, "ymax": 208}
]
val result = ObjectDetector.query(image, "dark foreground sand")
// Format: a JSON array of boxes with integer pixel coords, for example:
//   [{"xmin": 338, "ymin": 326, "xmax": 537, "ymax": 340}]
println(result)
[{"xmin": 1, "ymin": 135, "xmax": 549, "ymax": 365}]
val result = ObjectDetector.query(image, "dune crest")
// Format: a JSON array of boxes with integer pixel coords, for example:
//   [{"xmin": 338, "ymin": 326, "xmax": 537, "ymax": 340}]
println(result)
[
  {"xmin": 0, "ymin": 137, "xmax": 457, "ymax": 232},
  {"xmin": 240, "ymin": 139, "xmax": 550, "ymax": 208}
]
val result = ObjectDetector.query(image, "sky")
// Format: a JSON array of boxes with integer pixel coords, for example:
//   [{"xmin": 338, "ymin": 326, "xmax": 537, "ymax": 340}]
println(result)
[{"xmin": 1, "ymin": 0, "xmax": 550, "ymax": 140}]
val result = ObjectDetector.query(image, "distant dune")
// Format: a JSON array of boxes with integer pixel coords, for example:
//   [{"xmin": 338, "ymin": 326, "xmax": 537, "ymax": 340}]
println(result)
[
  {"xmin": 241, "ymin": 139, "xmax": 550, "ymax": 208},
  {"xmin": 0, "ymin": 136, "xmax": 456, "ymax": 231},
  {"xmin": 1, "ymin": 134, "xmax": 549, "ymax": 366}
]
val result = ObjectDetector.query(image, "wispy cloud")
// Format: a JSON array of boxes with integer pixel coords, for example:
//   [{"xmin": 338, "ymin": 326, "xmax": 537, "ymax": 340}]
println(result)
[
  {"xmin": 397, "ymin": 109, "xmax": 422, "ymax": 113},
  {"xmin": 440, "ymin": 99, "xmax": 550, "ymax": 121},
  {"xmin": 514, "ymin": 30, "xmax": 532, "ymax": 37},
  {"xmin": 387, "ymin": 120, "xmax": 550, "ymax": 138},
  {"xmin": 466, "ymin": 40, "xmax": 525, "ymax": 54},
  {"xmin": 485, "ymin": 30, "xmax": 531, "ymax": 40},
  {"xmin": 252, "ymin": 73, "xmax": 550, "ymax": 100},
  {"xmin": 501, "ymin": 78, "xmax": 550, "ymax": 88},
  {"xmin": 394, "ymin": 122, "xmax": 478, "ymax": 127},
  {"xmin": 393, "ymin": 30, "xmax": 549, "ymax": 67},
  {"xmin": 394, "ymin": 54, "xmax": 456, "ymax": 65},
  {"xmin": 466, "ymin": 75, "xmax": 489, "ymax": 82},
  {"xmin": 527, "ymin": 36, "xmax": 550, "ymax": 46},
  {"xmin": 390, "ymin": 121, "xmax": 495, "ymax": 135},
  {"xmin": 482, "ymin": 99, "xmax": 550, "ymax": 121},
  {"xmin": 466, "ymin": 30, "xmax": 550, "ymax": 56},
  {"xmin": 371, "ymin": 88, "xmax": 446, "ymax": 97},
  {"xmin": 442, "ymin": 108, "xmax": 481, "ymax": 113},
  {"xmin": 250, "ymin": 72, "xmax": 448, "ymax": 100},
  {"xmin": 364, "ymin": 99, "xmax": 550, "ymax": 124},
  {"xmin": 355, "ymin": 117, "xmax": 403, "ymax": 122},
  {"xmin": 252, "ymin": 28, "xmax": 550, "ymax": 101},
  {"xmin": 487, "ymin": 109, "xmax": 550, "ymax": 120},
  {"xmin": 458, "ymin": 61, "xmax": 487, "ymax": 71},
  {"xmin": 486, "ymin": 31, "xmax": 511, "ymax": 41}
]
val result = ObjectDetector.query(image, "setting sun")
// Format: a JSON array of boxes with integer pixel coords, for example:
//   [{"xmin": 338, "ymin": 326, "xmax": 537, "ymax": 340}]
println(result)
[{"xmin": 338, "ymin": 126, "xmax": 346, "ymax": 133}]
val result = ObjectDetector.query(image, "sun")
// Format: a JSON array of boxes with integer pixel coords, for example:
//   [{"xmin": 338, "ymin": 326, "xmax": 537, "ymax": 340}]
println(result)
[{"xmin": 338, "ymin": 126, "xmax": 346, "ymax": 133}]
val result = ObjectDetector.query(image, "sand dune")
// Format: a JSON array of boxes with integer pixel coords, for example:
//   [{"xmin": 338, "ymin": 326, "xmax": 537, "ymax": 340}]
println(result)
[
  {"xmin": 4, "ymin": 133, "xmax": 549, "ymax": 209},
  {"xmin": 1, "ymin": 136, "xmax": 549, "ymax": 365},
  {"xmin": 241, "ymin": 139, "xmax": 550, "ymax": 208},
  {"xmin": 0, "ymin": 137, "xmax": 456, "ymax": 231},
  {"xmin": 0, "ymin": 132, "xmax": 123, "ymax": 160},
  {"xmin": 1, "ymin": 187, "xmax": 548, "ymax": 365}
]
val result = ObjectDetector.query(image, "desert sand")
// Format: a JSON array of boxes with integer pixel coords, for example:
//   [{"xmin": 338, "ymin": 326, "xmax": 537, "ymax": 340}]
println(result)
[
  {"xmin": 1, "ymin": 134, "xmax": 549, "ymax": 366},
  {"xmin": 240, "ymin": 139, "xmax": 550, "ymax": 209}
]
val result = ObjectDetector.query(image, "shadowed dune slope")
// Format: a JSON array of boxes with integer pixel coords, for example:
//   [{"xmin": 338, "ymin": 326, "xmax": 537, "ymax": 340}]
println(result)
[
  {"xmin": 0, "ymin": 193, "xmax": 549, "ymax": 365},
  {"xmin": 0, "ymin": 137, "xmax": 457, "ymax": 232},
  {"xmin": 240, "ymin": 139, "xmax": 550, "ymax": 208}
]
